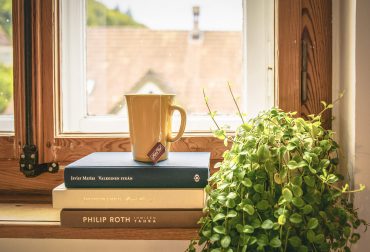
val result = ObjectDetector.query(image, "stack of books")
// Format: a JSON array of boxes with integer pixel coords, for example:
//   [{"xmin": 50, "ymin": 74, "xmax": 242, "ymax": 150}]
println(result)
[{"xmin": 52, "ymin": 152, "xmax": 210, "ymax": 228}]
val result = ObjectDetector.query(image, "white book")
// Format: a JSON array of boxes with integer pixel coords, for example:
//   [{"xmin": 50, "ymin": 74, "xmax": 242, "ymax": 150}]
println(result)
[{"xmin": 52, "ymin": 183, "xmax": 205, "ymax": 209}]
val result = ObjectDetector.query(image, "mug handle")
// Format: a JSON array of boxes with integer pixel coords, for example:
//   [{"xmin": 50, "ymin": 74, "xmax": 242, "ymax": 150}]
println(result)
[{"xmin": 167, "ymin": 105, "xmax": 187, "ymax": 142}]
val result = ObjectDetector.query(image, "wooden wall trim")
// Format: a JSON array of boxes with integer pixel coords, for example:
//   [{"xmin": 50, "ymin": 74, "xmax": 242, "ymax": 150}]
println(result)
[
  {"xmin": 50, "ymin": 136, "xmax": 227, "ymax": 162},
  {"xmin": 277, "ymin": 0, "xmax": 332, "ymax": 124},
  {"xmin": 301, "ymin": 0, "xmax": 332, "ymax": 128},
  {"xmin": 277, "ymin": 0, "xmax": 302, "ymax": 113},
  {"xmin": 0, "ymin": 224, "xmax": 198, "ymax": 240},
  {"xmin": 0, "ymin": 136, "xmax": 16, "ymax": 160}
]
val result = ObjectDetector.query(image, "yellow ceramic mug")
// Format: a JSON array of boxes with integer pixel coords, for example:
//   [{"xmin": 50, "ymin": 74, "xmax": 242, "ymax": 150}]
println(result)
[{"xmin": 125, "ymin": 94, "xmax": 186, "ymax": 162}]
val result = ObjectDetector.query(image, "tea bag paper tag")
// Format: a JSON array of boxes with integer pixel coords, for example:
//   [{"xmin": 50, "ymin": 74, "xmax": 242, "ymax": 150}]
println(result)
[{"xmin": 147, "ymin": 142, "xmax": 166, "ymax": 164}]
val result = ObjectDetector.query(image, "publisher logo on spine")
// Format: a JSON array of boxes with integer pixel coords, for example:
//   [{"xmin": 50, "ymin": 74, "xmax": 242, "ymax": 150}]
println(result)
[{"xmin": 194, "ymin": 174, "xmax": 200, "ymax": 183}]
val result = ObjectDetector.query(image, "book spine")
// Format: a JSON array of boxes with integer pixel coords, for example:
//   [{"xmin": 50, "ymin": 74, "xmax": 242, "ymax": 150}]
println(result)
[
  {"xmin": 61, "ymin": 209, "xmax": 203, "ymax": 228},
  {"xmin": 53, "ymin": 188, "xmax": 205, "ymax": 209},
  {"xmin": 64, "ymin": 167, "xmax": 209, "ymax": 188}
]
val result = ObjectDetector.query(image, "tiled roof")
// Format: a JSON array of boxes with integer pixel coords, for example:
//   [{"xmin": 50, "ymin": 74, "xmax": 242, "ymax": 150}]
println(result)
[{"xmin": 86, "ymin": 28, "xmax": 243, "ymax": 116}]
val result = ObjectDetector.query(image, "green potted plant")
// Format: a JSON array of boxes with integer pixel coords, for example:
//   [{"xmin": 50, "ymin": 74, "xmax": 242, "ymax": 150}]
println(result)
[{"xmin": 188, "ymin": 87, "xmax": 367, "ymax": 252}]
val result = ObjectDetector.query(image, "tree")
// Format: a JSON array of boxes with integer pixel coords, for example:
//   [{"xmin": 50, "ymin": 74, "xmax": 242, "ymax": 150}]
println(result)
[
  {"xmin": 0, "ymin": 0, "xmax": 12, "ymax": 38},
  {"xmin": 0, "ymin": 0, "xmax": 12, "ymax": 114},
  {"xmin": 0, "ymin": 64, "xmax": 12, "ymax": 113},
  {"xmin": 87, "ymin": 0, "xmax": 145, "ymax": 27}
]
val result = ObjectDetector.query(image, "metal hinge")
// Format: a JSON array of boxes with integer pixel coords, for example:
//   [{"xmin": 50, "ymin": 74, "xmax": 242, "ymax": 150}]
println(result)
[
  {"xmin": 301, "ymin": 40, "xmax": 308, "ymax": 104},
  {"xmin": 19, "ymin": 145, "xmax": 59, "ymax": 177},
  {"xmin": 19, "ymin": 0, "xmax": 59, "ymax": 177}
]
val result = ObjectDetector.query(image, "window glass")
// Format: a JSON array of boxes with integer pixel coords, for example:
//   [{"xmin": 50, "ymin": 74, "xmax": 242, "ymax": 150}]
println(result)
[
  {"xmin": 0, "ymin": 0, "xmax": 13, "ymax": 132},
  {"xmin": 60, "ymin": 0, "xmax": 274, "ymax": 133},
  {"xmin": 0, "ymin": 0, "xmax": 13, "ymax": 116},
  {"xmin": 86, "ymin": 0, "xmax": 242, "ymax": 117}
]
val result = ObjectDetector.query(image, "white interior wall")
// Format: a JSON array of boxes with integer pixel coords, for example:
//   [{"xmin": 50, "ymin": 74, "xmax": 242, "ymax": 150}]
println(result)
[
  {"xmin": 333, "ymin": 0, "xmax": 370, "ymax": 250},
  {"xmin": 353, "ymin": 0, "xmax": 370, "ymax": 249}
]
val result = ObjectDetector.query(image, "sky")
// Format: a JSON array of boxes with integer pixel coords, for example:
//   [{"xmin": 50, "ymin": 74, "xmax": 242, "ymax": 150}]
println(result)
[{"xmin": 97, "ymin": 0, "xmax": 243, "ymax": 31}]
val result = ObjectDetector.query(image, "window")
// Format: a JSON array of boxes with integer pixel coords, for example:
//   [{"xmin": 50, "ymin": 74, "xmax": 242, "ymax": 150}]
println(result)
[
  {"xmin": 0, "ymin": 0, "xmax": 13, "ymax": 132},
  {"xmin": 60, "ymin": 0, "xmax": 275, "ymax": 133}
]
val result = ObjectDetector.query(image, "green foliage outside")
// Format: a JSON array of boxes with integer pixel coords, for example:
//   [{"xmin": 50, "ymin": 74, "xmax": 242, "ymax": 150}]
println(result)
[
  {"xmin": 0, "ymin": 0, "xmax": 145, "ymax": 114},
  {"xmin": 188, "ymin": 95, "xmax": 367, "ymax": 251},
  {"xmin": 0, "ymin": 0, "xmax": 12, "ymax": 114},
  {"xmin": 0, "ymin": 0, "xmax": 12, "ymax": 38},
  {"xmin": 0, "ymin": 64, "xmax": 12, "ymax": 113},
  {"xmin": 87, "ymin": 0, "xmax": 145, "ymax": 27}
]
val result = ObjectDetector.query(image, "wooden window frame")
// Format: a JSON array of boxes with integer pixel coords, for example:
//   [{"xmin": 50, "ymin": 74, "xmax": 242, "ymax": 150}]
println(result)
[{"xmin": 0, "ymin": 0, "xmax": 332, "ymax": 203}]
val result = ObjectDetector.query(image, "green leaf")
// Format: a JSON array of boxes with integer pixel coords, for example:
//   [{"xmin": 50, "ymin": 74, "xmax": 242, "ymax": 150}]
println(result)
[
  {"xmin": 343, "ymin": 226, "xmax": 351, "ymax": 238},
  {"xmin": 235, "ymin": 224, "xmax": 244, "ymax": 233},
  {"xmin": 307, "ymin": 218, "xmax": 319, "ymax": 229},
  {"xmin": 221, "ymin": 235, "xmax": 231, "ymax": 248},
  {"xmin": 302, "ymin": 205, "xmax": 313, "ymax": 215},
  {"xmin": 243, "ymin": 225, "xmax": 254, "ymax": 234},
  {"xmin": 253, "ymin": 184, "xmax": 264, "ymax": 193},
  {"xmin": 307, "ymin": 230, "xmax": 315, "ymax": 243},
  {"xmin": 257, "ymin": 234, "xmax": 269, "ymax": 246},
  {"xmin": 287, "ymin": 143, "xmax": 296, "ymax": 151},
  {"xmin": 242, "ymin": 123, "xmax": 252, "ymax": 132},
  {"xmin": 327, "ymin": 174, "xmax": 338, "ymax": 183},
  {"xmin": 225, "ymin": 199, "xmax": 236, "ymax": 208},
  {"xmin": 213, "ymin": 225, "xmax": 226, "ymax": 234},
  {"xmin": 243, "ymin": 204, "xmax": 255, "ymax": 215},
  {"xmin": 214, "ymin": 162, "xmax": 222, "ymax": 169},
  {"xmin": 213, "ymin": 213, "xmax": 226, "ymax": 222},
  {"xmin": 257, "ymin": 144, "xmax": 270, "ymax": 162},
  {"xmin": 298, "ymin": 245, "xmax": 309, "ymax": 252},
  {"xmin": 256, "ymin": 200, "xmax": 270, "ymax": 210},
  {"xmin": 261, "ymin": 219, "xmax": 274, "ymax": 229},
  {"xmin": 287, "ymin": 160, "xmax": 299, "ymax": 170},
  {"xmin": 251, "ymin": 218, "xmax": 261, "ymax": 228},
  {"xmin": 274, "ymin": 173, "xmax": 283, "ymax": 184},
  {"xmin": 289, "ymin": 213, "xmax": 303, "ymax": 224},
  {"xmin": 224, "ymin": 137, "xmax": 228, "ymax": 147},
  {"xmin": 226, "ymin": 210, "xmax": 237, "ymax": 218},
  {"xmin": 202, "ymin": 229, "xmax": 212, "ymax": 238},
  {"xmin": 350, "ymin": 233, "xmax": 361, "ymax": 243},
  {"xmin": 292, "ymin": 197, "xmax": 305, "ymax": 208},
  {"xmin": 282, "ymin": 188, "xmax": 293, "ymax": 202},
  {"xmin": 319, "ymin": 159, "xmax": 330, "ymax": 169},
  {"xmin": 304, "ymin": 176, "xmax": 315, "ymax": 187},
  {"xmin": 227, "ymin": 192, "xmax": 238, "ymax": 199},
  {"xmin": 242, "ymin": 178, "xmax": 253, "ymax": 187},
  {"xmin": 292, "ymin": 185, "xmax": 303, "ymax": 197},
  {"xmin": 288, "ymin": 236, "xmax": 302, "ymax": 247},
  {"xmin": 210, "ymin": 234, "xmax": 220, "ymax": 242},
  {"xmin": 269, "ymin": 237, "xmax": 282, "ymax": 248},
  {"xmin": 278, "ymin": 215, "xmax": 286, "ymax": 225},
  {"xmin": 314, "ymin": 234, "xmax": 325, "ymax": 244},
  {"xmin": 292, "ymin": 176, "xmax": 303, "ymax": 186}
]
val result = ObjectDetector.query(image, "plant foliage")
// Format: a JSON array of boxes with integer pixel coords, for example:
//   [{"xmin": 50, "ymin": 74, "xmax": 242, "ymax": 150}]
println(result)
[
  {"xmin": 0, "ymin": 63, "xmax": 13, "ymax": 113},
  {"xmin": 87, "ymin": 0, "xmax": 145, "ymax": 28},
  {"xmin": 188, "ymin": 91, "xmax": 367, "ymax": 252}
]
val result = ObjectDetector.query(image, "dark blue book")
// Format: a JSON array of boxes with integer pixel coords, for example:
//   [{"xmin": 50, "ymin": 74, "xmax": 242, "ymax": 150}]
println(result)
[{"xmin": 64, "ymin": 152, "xmax": 210, "ymax": 188}]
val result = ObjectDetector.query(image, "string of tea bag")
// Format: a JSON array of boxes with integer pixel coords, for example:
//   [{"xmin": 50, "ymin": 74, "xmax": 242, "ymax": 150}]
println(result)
[{"xmin": 157, "ymin": 95, "xmax": 162, "ymax": 143}]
